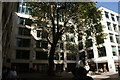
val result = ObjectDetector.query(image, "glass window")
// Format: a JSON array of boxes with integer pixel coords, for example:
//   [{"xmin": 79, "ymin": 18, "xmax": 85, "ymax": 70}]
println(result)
[
  {"xmin": 115, "ymin": 35, "xmax": 120, "ymax": 43},
  {"xmin": 36, "ymin": 41, "xmax": 42, "ymax": 48},
  {"xmin": 112, "ymin": 46, "xmax": 117, "ymax": 56},
  {"xmin": 111, "ymin": 14, "xmax": 115, "ymax": 21},
  {"xmin": 116, "ymin": 16, "xmax": 119, "ymax": 21},
  {"xmin": 54, "ymin": 52, "xmax": 64, "ymax": 60},
  {"xmin": 18, "ymin": 27, "xmax": 31, "ymax": 36},
  {"xmin": 67, "ymin": 53, "xmax": 76, "ymax": 60},
  {"xmin": 16, "ymin": 38, "xmax": 31, "ymax": 47},
  {"xmin": 113, "ymin": 24, "xmax": 117, "ymax": 31},
  {"xmin": 42, "ymin": 41, "xmax": 48, "ymax": 49},
  {"xmin": 79, "ymin": 42, "xmax": 83, "ymax": 50},
  {"xmin": 37, "ymin": 30, "xmax": 42, "ymax": 37},
  {"xmin": 85, "ymin": 39, "xmax": 92, "ymax": 48},
  {"xmin": 87, "ymin": 50, "xmax": 94, "ymax": 59},
  {"xmin": 56, "ymin": 43, "xmax": 63, "ymax": 50},
  {"xmin": 109, "ymin": 33, "xmax": 114, "ymax": 43},
  {"xmin": 98, "ymin": 47, "xmax": 106, "ymax": 57},
  {"xmin": 96, "ymin": 35, "xmax": 104, "ymax": 44},
  {"xmin": 118, "ymin": 46, "xmax": 120, "ymax": 55},
  {"xmin": 36, "ymin": 51, "xmax": 48, "ymax": 60},
  {"xmin": 36, "ymin": 41, "xmax": 48, "ymax": 49},
  {"xmin": 79, "ymin": 51, "xmax": 85, "ymax": 65},
  {"xmin": 105, "ymin": 11, "xmax": 109, "ymax": 18},
  {"xmin": 107, "ymin": 22, "xmax": 112, "ymax": 31},
  {"xmin": 42, "ymin": 31, "xmax": 48, "ymax": 38},
  {"xmin": 16, "ymin": 50, "xmax": 30, "ymax": 59},
  {"xmin": 19, "ymin": 17, "xmax": 25, "ymax": 25}
]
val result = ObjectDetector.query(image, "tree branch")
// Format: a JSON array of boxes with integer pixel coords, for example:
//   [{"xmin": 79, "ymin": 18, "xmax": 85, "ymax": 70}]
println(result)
[{"xmin": 47, "ymin": 37, "xmax": 52, "ymax": 45}]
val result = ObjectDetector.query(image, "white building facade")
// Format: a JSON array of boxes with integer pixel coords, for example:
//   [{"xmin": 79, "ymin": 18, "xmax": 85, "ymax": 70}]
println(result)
[{"xmin": 92, "ymin": 7, "xmax": 120, "ymax": 73}]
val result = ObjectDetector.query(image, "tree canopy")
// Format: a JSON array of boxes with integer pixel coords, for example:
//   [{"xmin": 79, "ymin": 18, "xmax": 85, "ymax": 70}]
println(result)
[{"xmin": 26, "ymin": 2, "xmax": 104, "ymax": 76}]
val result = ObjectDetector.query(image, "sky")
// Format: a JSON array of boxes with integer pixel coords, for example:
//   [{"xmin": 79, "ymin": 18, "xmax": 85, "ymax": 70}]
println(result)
[{"xmin": 94, "ymin": 1, "xmax": 119, "ymax": 13}]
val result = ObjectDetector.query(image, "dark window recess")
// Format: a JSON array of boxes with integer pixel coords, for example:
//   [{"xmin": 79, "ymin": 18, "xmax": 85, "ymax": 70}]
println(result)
[
  {"xmin": 98, "ymin": 47, "xmax": 106, "ymax": 57},
  {"xmin": 36, "ymin": 41, "xmax": 48, "ymax": 49},
  {"xmin": 79, "ymin": 42, "xmax": 83, "ymax": 50},
  {"xmin": 36, "ymin": 51, "xmax": 48, "ymax": 60},
  {"xmin": 67, "ymin": 53, "xmax": 76, "ymax": 60},
  {"xmin": 37, "ymin": 30, "xmax": 41, "ymax": 37},
  {"xmin": 16, "ymin": 50, "xmax": 30, "ymax": 59},
  {"xmin": 54, "ymin": 52, "xmax": 64, "ymax": 60},
  {"xmin": 18, "ymin": 27, "xmax": 31, "ymax": 36},
  {"xmin": 42, "ymin": 31, "xmax": 48, "ymax": 38},
  {"xmin": 19, "ymin": 17, "xmax": 33, "ymax": 26},
  {"xmin": 85, "ymin": 39, "xmax": 92, "ymax": 48},
  {"xmin": 87, "ymin": 50, "xmax": 94, "ymax": 59},
  {"xmin": 96, "ymin": 35, "xmax": 104, "ymax": 44},
  {"xmin": 109, "ymin": 34, "xmax": 114, "ymax": 42},
  {"xmin": 79, "ymin": 51, "xmax": 85, "ymax": 65},
  {"xmin": 111, "ymin": 14, "xmax": 115, "ymax": 21},
  {"xmin": 16, "ymin": 38, "xmax": 30, "ymax": 47},
  {"xmin": 107, "ymin": 22, "xmax": 112, "ymax": 30},
  {"xmin": 105, "ymin": 11, "xmax": 109, "ymax": 18}
]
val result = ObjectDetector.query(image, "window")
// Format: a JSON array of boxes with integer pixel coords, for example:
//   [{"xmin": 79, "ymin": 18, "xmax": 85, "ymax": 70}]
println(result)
[
  {"xmin": 67, "ymin": 53, "xmax": 76, "ymax": 60},
  {"xmin": 119, "ymin": 26, "xmax": 120, "ymax": 31},
  {"xmin": 37, "ymin": 30, "xmax": 42, "ymax": 37},
  {"xmin": 18, "ymin": 27, "xmax": 31, "ymax": 36},
  {"xmin": 112, "ymin": 46, "xmax": 117, "ymax": 56},
  {"xmin": 96, "ymin": 35, "xmax": 104, "ymax": 44},
  {"xmin": 87, "ymin": 50, "xmax": 94, "ymax": 59},
  {"xmin": 85, "ymin": 39, "xmax": 92, "ymax": 48},
  {"xmin": 36, "ymin": 41, "xmax": 48, "ymax": 49},
  {"xmin": 36, "ymin": 51, "xmax": 48, "ymax": 60},
  {"xmin": 111, "ymin": 14, "xmax": 115, "ymax": 21},
  {"xmin": 107, "ymin": 22, "xmax": 112, "ymax": 31},
  {"xmin": 36, "ymin": 41, "xmax": 42, "ymax": 48},
  {"xmin": 56, "ymin": 43, "xmax": 63, "ymax": 50},
  {"xmin": 19, "ymin": 17, "xmax": 32, "ymax": 26},
  {"xmin": 98, "ymin": 47, "xmax": 106, "ymax": 57},
  {"xmin": 118, "ymin": 46, "xmax": 120, "ymax": 55},
  {"xmin": 115, "ymin": 35, "xmax": 120, "ymax": 43},
  {"xmin": 79, "ymin": 42, "xmax": 83, "ymax": 50},
  {"xmin": 18, "ymin": 2, "xmax": 30, "ymax": 14},
  {"xmin": 54, "ymin": 52, "xmax": 64, "ymax": 60},
  {"xmin": 79, "ymin": 51, "xmax": 85, "ymax": 65},
  {"xmin": 16, "ymin": 50, "xmax": 30, "ymax": 59},
  {"xmin": 42, "ymin": 31, "xmax": 48, "ymax": 38},
  {"xmin": 78, "ymin": 32, "xmax": 83, "ymax": 41},
  {"xmin": 109, "ymin": 33, "xmax": 114, "ymax": 42},
  {"xmin": 42, "ymin": 41, "xmax": 48, "ymax": 49},
  {"xmin": 113, "ymin": 24, "xmax": 117, "ymax": 32},
  {"xmin": 116, "ymin": 16, "xmax": 119, "ymax": 21},
  {"xmin": 105, "ymin": 11, "xmax": 109, "ymax": 18},
  {"xmin": 16, "ymin": 38, "xmax": 31, "ymax": 47}
]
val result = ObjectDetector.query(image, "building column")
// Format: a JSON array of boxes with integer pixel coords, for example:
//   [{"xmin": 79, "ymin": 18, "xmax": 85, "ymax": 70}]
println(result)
[{"xmin": 0, "ymin": 2, "xmax": 2, "ymax": 80}]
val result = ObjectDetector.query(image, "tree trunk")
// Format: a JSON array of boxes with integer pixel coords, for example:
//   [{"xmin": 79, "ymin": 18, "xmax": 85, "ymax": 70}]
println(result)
[{"xmin": 47, "ymin": 44, "xmax": 56, "ymax": 76}]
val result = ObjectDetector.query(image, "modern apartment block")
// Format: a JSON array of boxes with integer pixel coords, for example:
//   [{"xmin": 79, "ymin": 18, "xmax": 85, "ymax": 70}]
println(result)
[
  {"xmin": 5, "ymin": 2, "xmax": 120, "ymax": 74},
  {"xmin": 92, "ymin": 7, "xmax": 120, "ymax": 73}
]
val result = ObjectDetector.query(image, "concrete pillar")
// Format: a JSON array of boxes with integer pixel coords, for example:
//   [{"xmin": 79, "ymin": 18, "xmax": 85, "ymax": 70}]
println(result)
[{"xmin": 0, "ymin": 2, "xmax": 2, "ymax": 80}]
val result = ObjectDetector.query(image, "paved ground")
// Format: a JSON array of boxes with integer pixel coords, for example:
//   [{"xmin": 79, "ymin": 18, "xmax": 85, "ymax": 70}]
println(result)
[{"xmin": 18, "ymin": 72, "xmax": 120, "ymax": 80}]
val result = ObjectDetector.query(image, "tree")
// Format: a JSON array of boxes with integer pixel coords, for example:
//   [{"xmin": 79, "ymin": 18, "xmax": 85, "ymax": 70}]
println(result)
[{"xmin": 26, "ymin": 2, "xmax": 104, "ymax": 76}]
